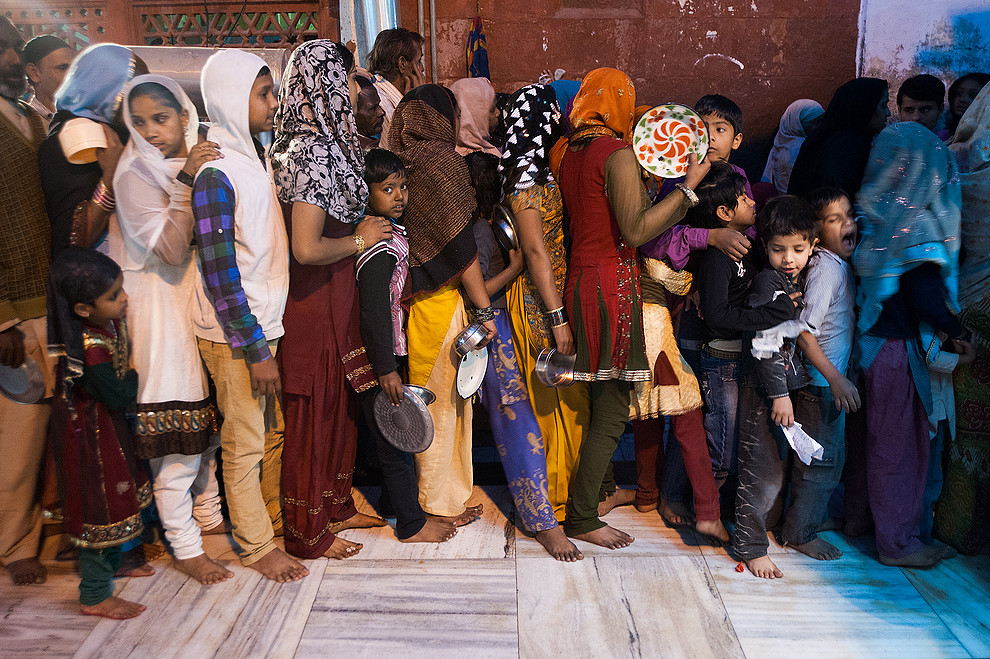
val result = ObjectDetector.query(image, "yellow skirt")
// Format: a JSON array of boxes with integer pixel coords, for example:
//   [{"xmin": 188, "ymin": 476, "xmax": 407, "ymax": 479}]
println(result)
[
  {"xmin": 407, "ymin": 285, "xmax": 474, "ymax": 516},
  {"xmin": 507, "ymin": 276, "xmax": 588, "ymax": 522}
]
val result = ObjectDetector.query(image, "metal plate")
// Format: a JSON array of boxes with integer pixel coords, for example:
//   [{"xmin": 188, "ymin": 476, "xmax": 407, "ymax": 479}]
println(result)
[
  {"xmin": 0, "ymin": 358, "xmax": 45, "ymax": 405},
  {"xmin": 456, "ymin": 346, "xmax": 488, "ymax": 399},
  {"xmin": 373, "ymin": 386, "xmax": 435, "ymax": 453}
]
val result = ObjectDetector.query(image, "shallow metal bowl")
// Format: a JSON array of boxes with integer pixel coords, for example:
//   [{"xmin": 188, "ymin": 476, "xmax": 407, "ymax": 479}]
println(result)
[
  {"xmin": 493, "ymin": 204, "xmax": 520, "ymax": 251},
  {"xmin": 404, "ymin": 384, "xmax": 436, "ymax": 406},
  {"xmin": 534, "ymin": 348, "xmax": 576, "ymax": 388},
  {"xmin": 454, "ymin": 323, "xmax": 488, "ymax": 357}
]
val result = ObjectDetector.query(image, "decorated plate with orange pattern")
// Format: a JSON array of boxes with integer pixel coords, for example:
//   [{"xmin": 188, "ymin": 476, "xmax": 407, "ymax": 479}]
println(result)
[{"xmin": 633, "ymin": 103, "xmax": 709, "ymax": 179}]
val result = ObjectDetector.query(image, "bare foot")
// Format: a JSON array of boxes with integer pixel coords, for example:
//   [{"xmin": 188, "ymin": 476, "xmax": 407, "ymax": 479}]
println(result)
[
  {"xmin": 428, "ymin": 504, "xmax": 483, "ymax": 527},
  {"xmin": 80, "ymin": 595, "xmax": 146, "ymax": 619},
  {"xmin": 635, "ymin": 497, "xmax": 658, "ymax": 513},
  {"xmin": 791, "ymin": 536, "xmax": 842, "ymax": 561},
  {"xmin": 879, "ymin": 545, "xmax": 943, "ymax": 568},
  {"xmin": 745, "ymin": 555, "xmax": 783, "ymax": 579},
  {"xmin": 7, "ymin": 557, "xmax": 47, "ymax": 585},
  {"xmin": 331, "ymin": 512, "xmax": 388, "ymax": 532},
  {"xmin": 247, "ymin": 547, "xmax": 310, "ymax": 582},
  {"xmin": 535, "ymin": 526, "xmax": 584, "ymax": 562},
  {"xmin": 323, "ymin": 537, "xmax": 362, "ymax": 560},
  {"xmin": 694, "ymin": 519, "xmax": 731, "ymax": 547},
  {"xmin": 400, "ymin": 518, "xmax": 457, "ymax": 543},
  {"xmin": 568, "ymin": 524, "xmax": 635, "ymax": 549},
  {"xmin": 659, "ymin": 499, "xmax": 695, "ymax": 528},
  {"xmin": 598, "ymin": 488, "xmax": 636, "ymax": 517},
  {"xmin": 200, "ymin": 520, "xmax": 232, "ymax": 536},
  {"xmin": 114, "ymin": 562, "xmax": 155, "ymax": 578},
  {"xmin": 174, "ymin": 554, "xmax": 234, "ymax": 584}
]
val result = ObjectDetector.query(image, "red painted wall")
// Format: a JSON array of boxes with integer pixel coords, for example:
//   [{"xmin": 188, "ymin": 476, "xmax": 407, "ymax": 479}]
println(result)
[{"xmin": 400, "ymin": 0, "xmax": 861, "ymax": 180}]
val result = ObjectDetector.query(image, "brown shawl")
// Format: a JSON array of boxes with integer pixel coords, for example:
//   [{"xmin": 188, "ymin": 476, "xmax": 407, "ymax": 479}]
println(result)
[{"xmin": 388, "ymin": 84, "xmax": 478, "ymax": 298}]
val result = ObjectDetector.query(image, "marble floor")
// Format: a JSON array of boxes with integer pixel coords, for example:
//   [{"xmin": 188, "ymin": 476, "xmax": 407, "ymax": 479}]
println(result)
[{"xmin": 2, "ymin": 486, "xmax": 988, "ymax": 658}]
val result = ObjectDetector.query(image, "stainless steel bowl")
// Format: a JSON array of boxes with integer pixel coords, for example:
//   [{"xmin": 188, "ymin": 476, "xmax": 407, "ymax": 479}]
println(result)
[
  {"xmin": 404, "ymin": 384, "xmax": 436, "ymax": 406},
  {"xmin": 534, "ymin": 348, "xmax": 576, "ymax": 388},
  {"xmin": 492, "ymin": 204, "xmax": 520, "ymax": 251},
  {"xmin": 453, "ymin": 323, "xmax": 488, "ymax": 357}
]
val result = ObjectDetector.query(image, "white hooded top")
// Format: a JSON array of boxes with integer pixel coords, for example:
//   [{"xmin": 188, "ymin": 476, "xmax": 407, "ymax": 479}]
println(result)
[{"xmin": 191, "ymin": 49, "xmax": 290, "ymax": 345}]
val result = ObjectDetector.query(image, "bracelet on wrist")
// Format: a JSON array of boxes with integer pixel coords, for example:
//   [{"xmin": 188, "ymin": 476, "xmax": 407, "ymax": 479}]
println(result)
[
  {"xmin": 546, "ymin": 306, "xmax": 568, "ymax": 327},
  {"xmin": 92, "ymin": 179, "xmax": 116, "ymax": 212},
  {"xmin": 353, "ymin": 233, "xmax": 367, "ymax": 255},
  {"xmin": 176, "ymin": 169, "xmax": 195, "ymax": 187},
  {"xmin": 471, "ymin": 306, "xmax": 495, "ymax": 323},
  {"xmin": 675, "ymin": 183, "xmax": 699, "ymax": 207}
]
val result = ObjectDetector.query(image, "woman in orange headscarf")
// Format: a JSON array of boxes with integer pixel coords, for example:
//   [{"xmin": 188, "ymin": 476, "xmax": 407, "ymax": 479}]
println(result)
[{"xmin": 554, "ymin": 68, "xmax": 727, "ymax": 549}]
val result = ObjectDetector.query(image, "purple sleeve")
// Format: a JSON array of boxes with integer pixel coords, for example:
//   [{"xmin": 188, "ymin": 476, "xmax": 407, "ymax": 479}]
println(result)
[{"xmin": 640, "ymin": 225, "xmax": 709, "ymax": 268}]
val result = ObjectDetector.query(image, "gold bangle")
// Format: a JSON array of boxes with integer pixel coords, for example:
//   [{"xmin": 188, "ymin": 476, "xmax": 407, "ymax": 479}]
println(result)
[{"xmin": 353, "ymin": 234, "xmax": 366, "ymax": 255}]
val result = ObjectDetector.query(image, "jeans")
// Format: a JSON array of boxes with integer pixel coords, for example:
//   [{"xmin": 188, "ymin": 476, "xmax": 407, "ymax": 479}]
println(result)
[
  {"xmin": 784, "ymin": 385, "xmax": 846, "ymax": 546},
  {"xmin": 699, "ymin": 350, "xmax": 741, "ymax": 487}
]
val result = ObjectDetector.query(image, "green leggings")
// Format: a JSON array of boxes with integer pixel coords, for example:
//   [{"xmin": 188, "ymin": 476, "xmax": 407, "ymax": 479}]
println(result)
[
  {"xmin": 79, "ymin": 546, "xmax": 122, "ymax": 606},
  {"xmin": 564, "ymin": 380, "xmax": 632, "ymax": 535}
]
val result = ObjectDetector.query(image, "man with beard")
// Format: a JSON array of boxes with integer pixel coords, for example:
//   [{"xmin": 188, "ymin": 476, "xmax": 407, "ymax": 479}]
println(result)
[
  {"xmin": 23, "ymin": 35, "xmax": 73, "ymax": 127},
  {"xmin": 0, "ymin": 17, "xmax": 56, "ymax": 586}
]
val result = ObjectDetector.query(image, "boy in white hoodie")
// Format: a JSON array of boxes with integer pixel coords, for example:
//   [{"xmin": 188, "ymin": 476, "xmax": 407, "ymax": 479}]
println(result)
[{"xmin": 191, "ymin": 49, "xmax": 306, "ymax": 582}]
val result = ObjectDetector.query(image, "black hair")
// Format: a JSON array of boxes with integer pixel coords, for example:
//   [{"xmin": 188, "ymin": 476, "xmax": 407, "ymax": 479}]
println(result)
[
  {"xmin": 695, "ymin": 94, "xmax": 743, "ymax": 135},
  {"xmin": 367, "ymin": 28, "xmax": 425, "ymax": 80},
  {"xmin": 128, "ymin": 81, "xmax": 183, "ymax": 114},
  {"xmin": 897, "ymin": 74, "xmax": 945, "ymax": 106},
  {"xmin": 50, "ymin": 247, "xmax": 122, "ymax": 308},
  {"xmin": 805, "ymin": 186, "xmax": 852, "ymax": 216},
  {"xmin": 757, "ymin": 195, "xmax": 820, "ymax": 244},
  {"xmin": 464, "ymin": 151, "xmax": 500, "ymax": 222},
  {"xmin": 363, "ymin": 148, "xmax": 406, "ymax": 185},
  {"xmin": 354, "ymin": 74, "xmax": 375, "ymax": 92},
  {"xmin": 684, "ymin": 161, "xmax": 748, "ymax": 230},
  {"xmin": 256, "ymin": 65, "xmax": 272, "ymax": 79},
  {"xmin": 948, "ymin": 72, "xmax": 990, "ymax": 107}
]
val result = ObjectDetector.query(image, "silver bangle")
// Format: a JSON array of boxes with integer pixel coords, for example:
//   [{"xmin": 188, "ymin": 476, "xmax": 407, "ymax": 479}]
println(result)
[
  {"xmin": 471, "ymin": 306, "xmax": 495, "ymax": 323},
  {"xmin": 675, "ymin": 183, "xmax": 699, "ymax": 207}
]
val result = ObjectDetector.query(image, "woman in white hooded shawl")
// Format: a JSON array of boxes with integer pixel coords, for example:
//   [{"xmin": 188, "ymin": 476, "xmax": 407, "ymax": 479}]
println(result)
[{"xmin": 111, "ymin": 74, "xmax": 232, "ymax": 584}]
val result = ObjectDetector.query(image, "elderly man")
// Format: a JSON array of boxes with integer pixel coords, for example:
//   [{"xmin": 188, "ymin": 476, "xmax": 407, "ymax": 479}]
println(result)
[
  {"xmin": 23, "ymin": 35, "xmax": 73, "ymax": 126},
  {"xmin": 366, "ymin": 28, "xmax": 426, "ymax": 149}
]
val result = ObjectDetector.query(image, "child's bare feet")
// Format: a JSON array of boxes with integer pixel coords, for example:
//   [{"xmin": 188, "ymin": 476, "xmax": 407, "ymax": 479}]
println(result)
[
  {"xmin": 323, "ymin": 537, "xmax": 362, "ymax": 559},
  {"xmin": 400, "ymin": 518, "xmax": 457, "ymax": 543},
  {"xmin": 568, "ymin": 525, "xmax": 635, "ymax": 549},
  {"xmin": 791, "ymin": 537, "xmax": 842, "ymax": 561},
  {"xmin": 535, "ymin": 527, "xmax": 584, "ymax": 562},
  {"xmin": 428, "ymin": 504, "xmax": 483, "ymax": 527},
  {"xmin": 694, "ymin": 519, "xmax": 731, "ymax": 547},
  {"xmin": 332, "ymin": 512, "xmax": 388, "ymax": 532},
  {"xmin": 745, "ymin": 555, "xmax": 783, "ymax": 579},
  {"xmin": 174, "ymin": 554, "xmax": 234, "ymax": 584},
  {"xmin": 200, "ymin": 520, "xmax": 232, "ymax": 535},
  {"xmin": 598, "ymin": 488, "xmax": 636, "ymax": 517},
  {"xmin": 7, "ymin": 557, "xmax": 47, "ymax": 585},
  {"xmin": 80, "ymin": 596, "xmax": 146, "ymax": 619},
  {"xmin": 659, "ymin": 499, "xmax": 695, "ymax": 528},
  {"xmin": 248, "ymin": 547, "xmax": 309, "ymax": 581},
  {"xmin": 114, "ymin": 562, "xmax": 155, "ymax": 578}
]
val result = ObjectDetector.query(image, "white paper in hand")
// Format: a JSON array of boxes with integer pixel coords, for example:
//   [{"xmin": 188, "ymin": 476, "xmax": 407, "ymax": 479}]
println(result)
[{"xmin": 780, "ymin": 421, "xmax": 824, "ymax": 465}]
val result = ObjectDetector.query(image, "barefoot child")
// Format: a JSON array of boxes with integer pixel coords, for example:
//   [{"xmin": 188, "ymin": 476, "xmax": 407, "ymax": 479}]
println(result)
[
  {"xmin": 466, "ymin": 149, "xmax": 583, "ymax": 561},
  {"xmin": 356, "ymin": 148, "xmax": 457, "ymax": 545},
  {"xmin": 47, "ymin": 248, "xmax": 153, "ymax": 619},
  {"xmin": 732, "ymin": 196, "xmax": 819, "ymax": 579},
  {"xmin": 786, "ymin": 187, "xmax": 862, "ymax": 562},
  {"xmin": 689, "ymin": 163, "xmax": 799, "ymax": 494}
]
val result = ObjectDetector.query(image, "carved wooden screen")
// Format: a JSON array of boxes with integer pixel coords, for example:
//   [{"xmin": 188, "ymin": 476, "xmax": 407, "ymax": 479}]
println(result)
[
  {"xmin": 136, "ymin": 2, "xmax": 321, "ymax": 47},
  {"xmin": 1, "ymin": 1, "xmax": 109, "ymax": 50}
]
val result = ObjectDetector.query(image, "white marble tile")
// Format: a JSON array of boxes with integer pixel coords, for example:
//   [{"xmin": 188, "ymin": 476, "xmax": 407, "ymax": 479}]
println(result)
[
  {"xmin": 0, "ymin": 563, "xmax": 99, "ymax": 657},
  {"xmin": 817, "ymin": 530, "xmax": 877, "ymax": 555},
  {"xmin": 707, "ymin": 550, "xmax": 970, "ymax": 658},
  {"xmin": 514, "ymin": 503, "xmax": 705, "ymax": 558},
  {"xmin": 902, "ymin": 554, "xmax": 990, "ymax": 658},
  {"xmin": 335, "ymin": 486, "xmax": 516, "ymax": 560},
  {"xmin": 296, "ymin": 559, "xmax": 517, "ymax": 657},
  {"xmin": 73, "ymin": 557, "xmax": 326, "ymax": 658},
  {"xmin": 517, "ymin": 555, "xmax": 743, "ymax": 658}
]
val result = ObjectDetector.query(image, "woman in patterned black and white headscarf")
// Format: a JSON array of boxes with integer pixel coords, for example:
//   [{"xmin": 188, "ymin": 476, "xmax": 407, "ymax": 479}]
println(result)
[{"xmin": 271, "ymin": 40, "xmax": 394, "ymax": 560}]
